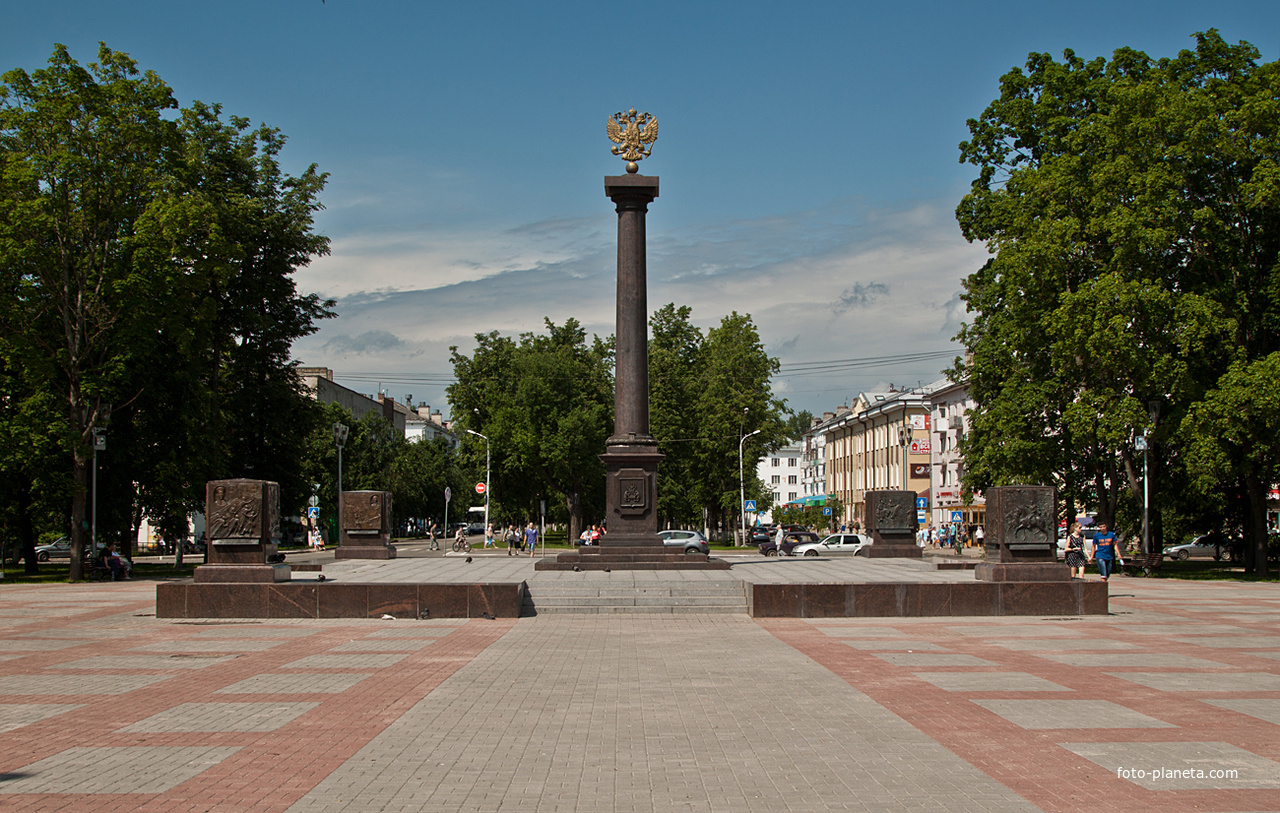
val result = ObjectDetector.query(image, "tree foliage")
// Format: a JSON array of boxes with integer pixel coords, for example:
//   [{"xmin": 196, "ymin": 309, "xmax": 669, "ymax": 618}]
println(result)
[
  {"xmin": 649, "ymin": 304, "xmax": 790, "ymax": 538},
  {"xmin": 448, "ymin": 318, "xmax": 614, "ymax": 541},
  {"xmin": 0, "ymin": 44, "xmax": 332, "ymax": 576},
  {"xmin": 955, "ymin": 30, "xmax": 1280, "ymax": 576}
]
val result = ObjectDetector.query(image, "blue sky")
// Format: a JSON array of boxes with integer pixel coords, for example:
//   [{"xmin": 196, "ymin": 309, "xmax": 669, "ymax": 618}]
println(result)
[{"xmin": 6, "ymin": 2, "xmax": 1278, "ymax": 418}]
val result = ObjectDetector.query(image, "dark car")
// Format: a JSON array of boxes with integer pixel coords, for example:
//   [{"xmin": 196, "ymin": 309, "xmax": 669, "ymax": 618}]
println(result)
[{"xmin": 759, "ymin": 531, "xmax": 820, "ymax": 557}]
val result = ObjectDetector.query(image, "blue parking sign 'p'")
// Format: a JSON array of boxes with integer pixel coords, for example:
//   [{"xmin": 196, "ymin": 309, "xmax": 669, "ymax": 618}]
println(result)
[
  {"xmin": 823, "ymin": 507, "xmax": 832, "ymax": 515},
  {"xmin": 744, "ymin": 500, "xmax": 757, "ymax": 511}
]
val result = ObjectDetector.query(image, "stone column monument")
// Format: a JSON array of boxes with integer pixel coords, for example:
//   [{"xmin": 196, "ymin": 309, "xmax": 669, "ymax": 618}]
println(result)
[{"xmin": 537, "ymin": 109, "xmax": 725, "ymax": 571}]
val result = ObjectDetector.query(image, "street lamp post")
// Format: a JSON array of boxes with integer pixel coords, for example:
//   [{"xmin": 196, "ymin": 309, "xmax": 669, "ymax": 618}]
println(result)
[
  {"xmin": 898, "ymin": 423, "xmax": 909, "ymax": 491},
  {"xmin": 739, "ymin": 428, "xmax": 762, "ymax": 547},
  {"xmin": 466, "ymin": 429, "xmax": 490, "ymax": 544},
  {"xmin": 333, "ymin": 423, "xmax": 349, "ymax": 544}
]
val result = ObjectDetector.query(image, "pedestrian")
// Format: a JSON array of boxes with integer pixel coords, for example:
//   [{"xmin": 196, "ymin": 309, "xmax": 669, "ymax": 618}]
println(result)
[
  {"xmin": 505, "ymin": 525, "xmax": 518, "ymax": 555},
  {"xmin": 485, "ymin": 523, "xmax": 495, "ymax": 548},
  {"xmin": 1065, "ymin": 522, "xmax": 1087, "ymax": 579},
  {"xmin": 428, "ymin": 522, "xmax": 439, "ymax": 551},
  {"xmin": 1089, "ymin": 521, "xmax": 1119, "ymax": 582},
  {"xmin": 975, "ymin": 525, "xmax": 985, "ymax": 547},
  {"xmin": 524, "ymin": 522, "xmax": 539, "ymax": 557}
]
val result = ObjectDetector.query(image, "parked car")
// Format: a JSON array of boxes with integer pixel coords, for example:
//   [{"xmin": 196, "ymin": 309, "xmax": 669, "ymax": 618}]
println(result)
[
  {"xmin": 759, "ymin": 531, "xmax": 821, "ymax": 557},
  {"xmin": 792, "ymin": 533, "xmax": 872, "ymax": 557},
  {"xmin": 22, "ymin": 537, "xmax": 105, "ymax": 563},
  {"xmin": 657, "ymin": 529, "xmax": 709, "ymax": 555},
  {"xmin": 1163, "ymin": 535, "xmax": 1234, "ymax": 561}
]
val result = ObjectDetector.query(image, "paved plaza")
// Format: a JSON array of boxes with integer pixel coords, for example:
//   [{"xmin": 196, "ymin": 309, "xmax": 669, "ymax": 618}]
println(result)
[{"xmin": 0, "ymin": 566, "xmax": 1277, "ymax": 812}]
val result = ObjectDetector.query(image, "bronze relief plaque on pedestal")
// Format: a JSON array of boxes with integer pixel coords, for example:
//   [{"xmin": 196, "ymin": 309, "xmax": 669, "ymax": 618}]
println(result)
[
  {"xmin": 988, "ymin": 486, "xmax": 1056, "ymax": 563},
  {"xmin": 340, "ymin": 491, "xmax": 392, "ymax": 547}
]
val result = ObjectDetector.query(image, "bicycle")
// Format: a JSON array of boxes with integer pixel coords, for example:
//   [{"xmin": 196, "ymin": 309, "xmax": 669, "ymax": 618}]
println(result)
[{"xmin": 452, "ymin": 537, "xmax": 472, "ymax": 553}]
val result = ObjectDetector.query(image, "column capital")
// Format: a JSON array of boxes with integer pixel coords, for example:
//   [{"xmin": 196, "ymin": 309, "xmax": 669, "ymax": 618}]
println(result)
[{"xmin": 605, "ymin": 174, "xmax": 659, "ymax": 204}]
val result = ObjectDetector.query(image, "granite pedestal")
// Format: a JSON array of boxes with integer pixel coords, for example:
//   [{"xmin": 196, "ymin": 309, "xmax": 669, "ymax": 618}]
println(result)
[
  {"xmin": 195, "ymin": 479, "xmax": 290, "ymax": 584},
  {"xmin": 974, "ymin": 485, "xmax": 1070, "ymax": 582},
  {"xmin": 860, "ymin": 490, "xmax": 923, "ymax": 559},
  {"xmin": 336, "ymin": 490, "xmax": 397, "ymax": 560}
]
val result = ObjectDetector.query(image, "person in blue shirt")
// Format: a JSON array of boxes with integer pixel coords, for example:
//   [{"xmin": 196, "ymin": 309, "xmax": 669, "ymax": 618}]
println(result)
[{"xmin": 1089, "ymin": 522, "xmax": 1120, "ymax": 582}]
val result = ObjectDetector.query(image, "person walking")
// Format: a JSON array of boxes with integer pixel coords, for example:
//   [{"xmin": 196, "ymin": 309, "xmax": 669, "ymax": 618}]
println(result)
[
  {"xmin": 1089, "ymin": 522, "xmax": 1119, "ymax": 582},
  {"xmin": 1065, "ymin": 522, "xmax": 1088, "ymax": 579},
  {"xmin": 524, "ymin": 522, "xmax": 539, "ymax": 557},
  {"xmin": 484, "ymin": 523, "xmax": 495, "ymax": 549},
  {"xmin": 428, "ymin": 522, "xmax": 439, "ymax": 551}
]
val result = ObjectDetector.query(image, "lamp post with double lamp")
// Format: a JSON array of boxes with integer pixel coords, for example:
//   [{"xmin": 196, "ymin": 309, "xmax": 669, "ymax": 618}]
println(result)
[
  {"xmin": 333, "ymin": 422, "xmax": 349, "ymax": 544},
  {"xmin": 466, "ymin": 429, "xmax": 490, "ymax": 545},
  {"xmin": 739, "ymin": 428, "xmax": 762, "ymax": 546},
  {"xmin": 898, "ymin": 423, "xmax": 909, "ymax": 491}
]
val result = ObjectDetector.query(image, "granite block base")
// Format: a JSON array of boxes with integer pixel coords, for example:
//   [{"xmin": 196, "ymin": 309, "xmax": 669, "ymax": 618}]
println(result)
[
  {"xmin": 334, "ymin": 546, "xmax": 397, "ymax": 560},
  {"xmin": 858, "ymin": 545, "xmax": 924, "ymax": 559},
  {"xmin": 749, "ymin": 580, "xmax": 1107, "ymax": 617},
  {"xmin": 535, "ymin": 546, "xmax": 731, "ymax": 571},
  {"xmin": 193, "ymin": 564, "xmax": 291, "ymax": 583},
  {"xmin": 974, "ymin": 562, "xmax": 1071, "ymax": 582},
  {"xmin": 156, "ymin": 581, "xmax": 525, "ymax": 619}
]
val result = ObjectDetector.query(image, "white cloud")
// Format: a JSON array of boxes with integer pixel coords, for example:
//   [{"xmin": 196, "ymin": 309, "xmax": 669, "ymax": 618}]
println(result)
[{"xmin": 291, "ymin": 198, "xmax": 988, "ymax": 416}]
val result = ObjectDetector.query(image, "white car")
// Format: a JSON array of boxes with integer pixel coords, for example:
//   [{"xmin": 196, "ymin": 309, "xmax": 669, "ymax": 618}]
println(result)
[{"xmin": 791, "ymin": 533, "xmax": 872, "ymax": 557}]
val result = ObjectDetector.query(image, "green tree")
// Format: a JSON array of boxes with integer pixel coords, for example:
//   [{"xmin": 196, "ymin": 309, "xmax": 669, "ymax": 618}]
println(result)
[
  {"xmin": 649, "ymin": 306, "xmax": 789, "ymax": 540},
  {"xmin": 0, "ymin": 45, "xmax": 333, "ymax": 576},
  {"xmin": 448, "ymin": 318, "xmax": 614, "ymax": 541},
  {"xmin": 955, "ymin": 31, "xmax": 1280, "ymax": 565}
]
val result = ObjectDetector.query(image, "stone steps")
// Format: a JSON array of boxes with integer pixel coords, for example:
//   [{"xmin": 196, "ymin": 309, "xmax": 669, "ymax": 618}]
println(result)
[{"xmin": 523, "ymin": 579, "xmax": 748, "ymax": 615}]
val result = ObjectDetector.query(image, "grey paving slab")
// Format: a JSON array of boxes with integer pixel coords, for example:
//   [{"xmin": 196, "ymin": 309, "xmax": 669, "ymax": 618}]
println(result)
[
  {"xmin": 329, "ymin": 639, "xmax": 436, "ymax": 652},
  {"xmin": 843, "ymin": 639, "xmax": 947, "ymax": 651},
  {"xmin": 913, "ymin": 672, "xmax": 1071, "ymax": 692},
  {"xmin": 132, "ymin": 639, "xmax": 287, "ymax": 653},
  {"xmin": 215, "ymin": 672, "xmax": 372, "ymax": 694},
  {"xmin": 1202, "ymin": 698, "xmax": 1280, "ymax": 725},
  {"xmin": 1248, "ymin": 651, "xmax": 1280, "ymax": 662},
  {"xmin": 0, "ymin": 703, "xmax": 84, "ymax": 733},
  {"xmin": 974, "ymin": 699, "xmax": 1175, "ymax": 729},
  {"xmin": 874, "ymin": 652, "xmax": 999, "ymax": 667},
  {"xmin": 283, "ymin": 616, "xmax": 1041, "ymax": 813},
  {"xmin": 120, "ymin": 701, "xmax": 319, "ymax": 732},
  {"xmin": 1063, "ymin": 741, "xmax": 1280, "ymax": 789},
  {"xmin": 1106, "ymin": 672, "xmax": 1280, "ymax": 692},
  {"xmin": 0, "ymin": 674, "xmax": 171, "ymax": 695},
  {"xmin": 51, "ymin": 654, "xmax": 238, "ymax": 670},
  {"xmin": 1120, "ymin": 624, "xmax": 1252, "ymax": 636},
  {"xmin": 0, "ymin": 638, "xmax": 91, "ymax": 651},
  {"xmin": 0, "ymin": 746, "xmax": 241, "ymax": 794},
  {"xmin": 813, "ymin": 626, "xmax": 907, "ymax": 637},
  {"xmin": 279, "ymin": 653, "xmax": 408, "ymax": 669},
  {"xmin": 1174, "ymin": 635, "xmax": 1280, "ymax": 649},
  {"xmin": 991, "ymin": 638, "xmax": 1138, "ymax": 651},
  {"xmin": 180, "ymin": 626, "xmax": 323, "ymax": 638},
  {"xmin": 947, "ymin": 624, "xmax": 1083, "ymax": 638},
  {"xmin": 1035, "ymin": 652, "xmax": 1230, "ymax": 669}
]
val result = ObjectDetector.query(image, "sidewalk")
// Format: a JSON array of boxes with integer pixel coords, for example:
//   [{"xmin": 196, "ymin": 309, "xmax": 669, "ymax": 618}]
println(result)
[{"xmin": 0, "ymin": 575, "xmax": 1275, "ymax": 811}]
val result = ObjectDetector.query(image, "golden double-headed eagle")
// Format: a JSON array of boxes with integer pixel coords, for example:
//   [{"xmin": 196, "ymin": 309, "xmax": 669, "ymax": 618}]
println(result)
[{"xmin": 607, "ymin": 108, "xmax": 658, "ymax": 173}]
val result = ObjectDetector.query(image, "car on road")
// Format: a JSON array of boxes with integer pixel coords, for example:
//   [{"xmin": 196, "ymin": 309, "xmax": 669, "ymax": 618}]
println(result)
[
  {"xmin": 791, "ymin": 533, "xmax": 872, "ymax": 557},
  {"xmin": 658, "ymin": 529, "xmax": 710, "ymax": 555},
  {"xmin": 31, "ymin": 537, "xmax": 74, "ymax": 562},
  {"xmin": 1163, "ymin": 535, "xmax": 1234, "ymax": 561},
  {"xmin": 759, "ymin": 531, "xmax": 821, "ymax": 557}
]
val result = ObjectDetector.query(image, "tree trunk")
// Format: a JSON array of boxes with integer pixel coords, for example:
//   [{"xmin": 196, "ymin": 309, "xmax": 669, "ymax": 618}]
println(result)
[
  {"xmin": 1244, "ymin": 474, "xmax": 1269, "ymax": 580},
  {"xmin": 69, "ymin": 444, "xmax": 88, "ymax": 582},
  {"xmin": 16, "ymin": 477, "xmax": 38, "ymax": 576},
  {"xmin": 566, "ymin": 491, "xmax": 582, "ymax": 543}
]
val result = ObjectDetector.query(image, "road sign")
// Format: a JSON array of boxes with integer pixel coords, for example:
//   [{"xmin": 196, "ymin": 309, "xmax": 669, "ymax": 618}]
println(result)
[
  {"xmin": 308, "ymin": 495, "xmax": 319, "ymax": 507},
  {"xmin": 475, "ymin": 482, "xmax": 486, "ymax": 495},
  {"xmin": 950, "ymin": 511, "xmax": 963, "ymax": 522},
  {"xmin": 744, "ymin": 500, "xmax": 757, "ymax": 512},
  {"xmin": 444, "ymin": 487, "xmax": 451, "ymax": 502},
  {"xmin": 917, "ymin": 510, "xmax": 927, "ymax": 523},
  {"xmin": 823, "ymin": 507, "xmax": 832, "ymax": 516},
  {"xmin": 915, "ymin": 497, "xmax": 927, "ymax": 509},
  {"xmin": 307, "ymin": 506, "xmax": 320, "ymax": 519}
]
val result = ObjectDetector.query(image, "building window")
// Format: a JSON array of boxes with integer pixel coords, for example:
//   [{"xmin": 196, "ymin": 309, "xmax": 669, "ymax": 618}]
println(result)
[
  {"xmin": 787, "ymin": 457, "xmax": 797, "ymax": 467},
  {"xmin": 771, "ymin": 475, "xmax": 780, "ymax": 485},
  {"xmin": 771, "ymin": 458, "xmax": 780, "ymax": 467},
  {"xmin": 772, "ymin": 492, "xmax": 780, "ymax": 502},
  {"xmin": 788, "ymin": 492, "xmax": 797, "ymax": 501},
  {"xmin": 788, "ymin": 475, "xmax": 797, "ymax": 484}
]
